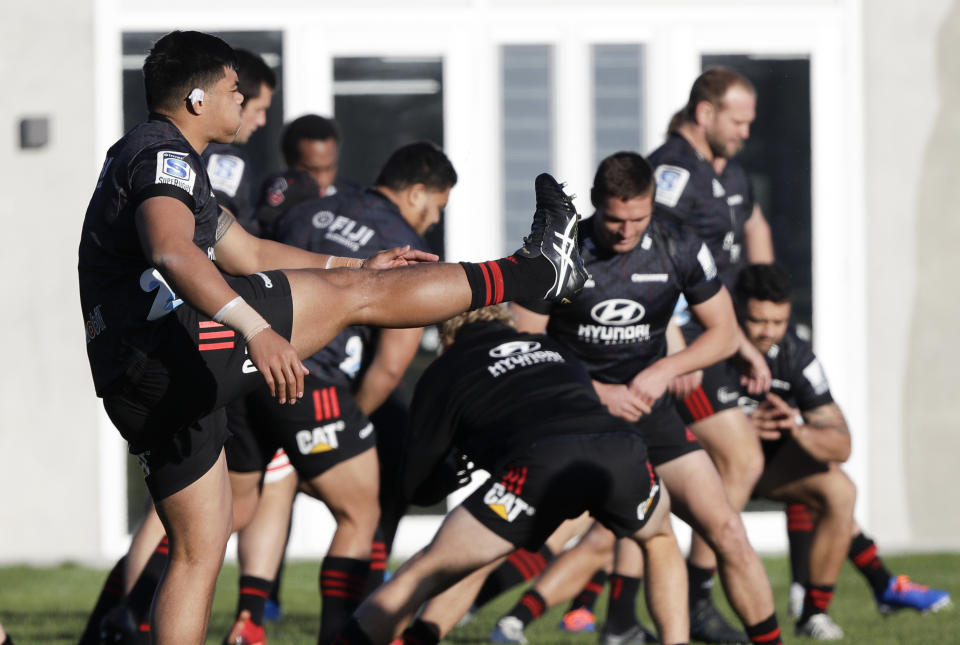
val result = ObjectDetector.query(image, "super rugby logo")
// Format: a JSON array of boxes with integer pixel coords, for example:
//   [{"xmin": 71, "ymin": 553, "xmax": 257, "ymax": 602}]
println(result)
[
  {"xmin": 577, "ymin": 299, "xmax": 650, "ymax": 345},
  {"xmin": 486, "ymin": 341, "xmax": 564, "ymax": 377},
  {"xmin": 312, "ymin": 211, "xmax": 375, "ymax": 252},
  {"xmin": 155, "ymin": 151, "xmax": 196, "ymax": 194},
  {"xmin": 296, "ymin": 420, "xmax": 346, "ymax": 455},
  {"xmin": 489, "ymin": 340, "xmax": 541, "ymax": 358}
]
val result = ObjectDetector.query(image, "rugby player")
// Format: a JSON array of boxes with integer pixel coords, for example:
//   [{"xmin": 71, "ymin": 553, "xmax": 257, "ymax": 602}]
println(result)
[
  {"xmin": 223, "ymin": 141, "xmax": 458, "ymax": 645},
  {"xmin": 734, "ymin": 264, "xmax": 951, "ymax": 639},
  {"xmin": 331, "ymin": 305, "xmax": 687, "ymax": 645},
  {"xmin": 202, "ymin": 48, "xmax": 276, "ymax": 235},
  {"xmin": 491, "ymin": 151, "xmax": 780, "ymax": 645},
  {"xmin": 649, "ymin": 66, "xmax": 774, "ymax": 643},
  {"xmin": 254, "ymin": 114, "xmax": 363, "ymax": 240},
  {"xmin": 78, "ymin": 30, "xmax": 587, "ymax": 644}
]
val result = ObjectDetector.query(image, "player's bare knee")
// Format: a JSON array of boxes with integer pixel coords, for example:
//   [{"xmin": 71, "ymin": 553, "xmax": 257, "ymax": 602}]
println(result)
[
  {"xmin": 823, "ymin": 467, "xmax": 857, "ymax": 517},
  {"xmin": 581, "ymin": 524, "xmax": 617, "ymax": 556},
  {"xmin": 709, "ymin": 512, "xmax": 751, "ymax": 564}
]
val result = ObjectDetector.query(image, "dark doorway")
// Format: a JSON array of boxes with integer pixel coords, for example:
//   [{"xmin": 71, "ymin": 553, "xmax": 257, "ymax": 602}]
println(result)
[{"xmin": 702, "ymin": 54, "xmax": 813, "ymax": 333}]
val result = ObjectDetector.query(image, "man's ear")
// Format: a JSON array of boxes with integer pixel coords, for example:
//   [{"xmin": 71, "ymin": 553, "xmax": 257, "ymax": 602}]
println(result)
[
  {"xmin": 406, "ymin": 182, "xmax": 427, "ymax": 208},
  {"xmin": 185, "ymin": 88, "xmax": 205, "ymax": 115},
  {"xmin": 694, "ymin": 99, "xmax": 714, "ymax": 126}
]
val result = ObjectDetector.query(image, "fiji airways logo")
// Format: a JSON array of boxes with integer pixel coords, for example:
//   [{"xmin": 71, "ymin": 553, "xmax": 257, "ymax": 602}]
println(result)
[
  {"xmin": 489, "ymin": 340, "xmax": 541, "ymax": 358},
  {"xmin": 312, "ymin": 210, "xmax": 375, "ymax": 252},
  {"xmin": 590, "ymin": 299, "xmax": 646, "ymax": 325}
]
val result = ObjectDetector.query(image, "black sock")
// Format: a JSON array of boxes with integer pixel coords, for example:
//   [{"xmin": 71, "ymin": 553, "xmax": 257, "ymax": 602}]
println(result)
[
  {"xmin": 237, "ymin": 575, "xmax": 272, "ymax": 626},
  {"xmin": 1, "ymin": 633, "xmax": 13, "ymax": 645},
  {"xmin": 401, "ymin": 619, "xmax": 440, "ymax": 645},
  {"xmin": 126, "ymin": 536, "xmax": 170, "ymax": 626},
  {"xmin": 746, "ymin": 613, "xmax": 782, "ymax": 645},
  {"xmin": 606, "ymin": 574, "xmax": 641, "ymax": 634},
  {"xmin": 799, "ymin": 584, "xmax": 835, "ymax": 624},
  {"xmin": 687, "ymin": 561, "xmax": 716, "ymax": 605},
  {"xmin": 786, "ymin": 504, "xmax": 814, "ymax": 585},
  {"xmin": 78, "ymin": 556, "xmax": 127, "ymax": 645},
  {"xmin": 318, "ymin": 556, "xmax": 371, "ymax": 645},
  {"xmin": 460, "ymin": 254, "xmax": 555, "ymax": 310},
  {"xmin": 331, "ymin": 617, "xmax": 374, "ymax": 645},
  {"xmin": 506, "ymin": 589, "xmax": 548, "ymax": 628},
  {"xmin": 474, "ymin": 546, "xmax": 554, "ymax": 609},
  {"xmin": 364, "ymin": 528, "xmax": 388, "ymax": 597},
  {"xmin": 569, "ymin": 569, "xmax": 608, "ymax": 612},
  {"xmin": 848, "ymin": 532, "xmax": 892, "ymax": 596}
]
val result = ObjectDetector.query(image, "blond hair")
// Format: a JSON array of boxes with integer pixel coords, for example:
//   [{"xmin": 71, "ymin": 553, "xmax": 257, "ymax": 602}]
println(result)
[{"xmin": 440, "ymin": 305, "xmax": 516, "ymax": 348}]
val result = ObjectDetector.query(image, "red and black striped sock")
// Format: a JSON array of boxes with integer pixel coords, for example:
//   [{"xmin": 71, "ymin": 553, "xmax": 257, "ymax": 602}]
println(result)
[
  {"xmin": 364, "ymin": 529, "xmax": 388, "ymax": 596},
  {"xmin": 474, "ymin": 545, "xmax": 554, "ymax": 609},
  {"xmin": 786, "ymin": 504, "xmax": 814, "ymax": 585},
  {"xmin": 318, "ymin": 556, "xmax": 370, "ymax": 645},
  {"xmin": 507, "ymin": 589, "xmax": 548, "ymax": 628},
  {"xmin": 331, "ymin": 617, "xmax": 374, "ymax": 645},
  {"xmin": 746, "ymin": 613, "xmax": 782, "ymax": 644},
  {"xmin": 606, "ymin": 574, "xmax": 642, "ymax": 634},
  {"xmin": 568, "ymin": 569, "xmax": 608, "ymax": 612},
  {"xmin": 799, "ymin": 583, "xmax": 835, "ymax": 624},
  {"xmin": 127, "ymin": 536, "xmax": 170, "ymax": 628},
  {"xmin": 400, "ymin": 618, "xmax": 440, "ymax": 645},
  {"xmin": 460, "ymin": 255, "xmax": 554, "ymax": 310},
  {"xmin": 237, "ymin": 575, "xmax": 272, "ymax": 626},
  {"xmin": 77, "ymin": 555, "xmax": 127, "ymax": 645},
  {"xmin": 848, "ymin": 532, "xmax": 892, "ymax": 595}
]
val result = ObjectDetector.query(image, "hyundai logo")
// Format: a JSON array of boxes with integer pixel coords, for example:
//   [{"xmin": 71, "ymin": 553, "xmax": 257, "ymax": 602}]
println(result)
[
  {"xmin": 489, "ymin": 340, "xmax": 541, "ymax": 357},
  {"xmin": 590, "ymin": 299, "xmax": 646, "ymax": 325}
]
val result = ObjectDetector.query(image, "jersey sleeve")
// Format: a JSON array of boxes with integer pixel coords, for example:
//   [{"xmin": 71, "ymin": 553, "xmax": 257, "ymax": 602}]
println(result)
[
  {"xmin": 673, "ymin": 228, "xmax": 722, "ymax": 306},
  {"xmin": 206, "ymin": 153, "xmax": 245, "ymax": 211},
  {"xmin": 128, "ymin": 145, "xmax": 205, "ymax": 213},
  {"xmin": 653, "ymin": 160, "xmax": 695, "ymax": 221},
  {"xmin": 789, "ymin": 340, "xmax": 835, "ymax": 411}
]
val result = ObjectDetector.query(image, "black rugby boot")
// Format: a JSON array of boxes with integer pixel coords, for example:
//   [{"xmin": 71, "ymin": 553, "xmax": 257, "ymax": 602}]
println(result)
[
  {"xmin": 517, "ymin": 173, "xmax": 589, "ymax": 303},
  {"xmin": 689, "ymin": 597, "xmax": 748, "ymax": 644}
]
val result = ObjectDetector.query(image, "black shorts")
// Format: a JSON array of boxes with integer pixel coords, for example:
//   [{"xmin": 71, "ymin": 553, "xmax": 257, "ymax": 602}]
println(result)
[
  {"xmin": 103, "ymin": 270, "xmax": 293, "ymax": 501},
  {"xmin": 636, "ymin": 402, "xmax": 702, "ymax": 466},
  {"xmin": 224, "ymin": 395, "xmax": 277, "ymax": 474},
  {"xmin": 462, "ymin": 432, "xmax": 661, "ymax": 551},
  {"xmin": 676, "ymin": 359, "xmax": 743, "ymax": 425},
  {"xmin": 236, "ymin": 376, "xmax": 376, "ymax": 481}
]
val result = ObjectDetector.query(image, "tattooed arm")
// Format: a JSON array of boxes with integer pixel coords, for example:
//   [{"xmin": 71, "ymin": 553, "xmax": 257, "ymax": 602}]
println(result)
[{"xmin": 753, "ymin": 392, "xmax": 851, "ymax": 463}]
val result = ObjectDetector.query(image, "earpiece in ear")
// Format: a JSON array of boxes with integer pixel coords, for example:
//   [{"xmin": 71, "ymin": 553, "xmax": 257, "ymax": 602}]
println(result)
[{"xmin": 188, "ymin": 88, "xmax": 205, "ymax": 105}]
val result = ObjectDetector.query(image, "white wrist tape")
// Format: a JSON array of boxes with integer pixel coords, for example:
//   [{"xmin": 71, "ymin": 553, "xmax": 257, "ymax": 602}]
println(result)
[
  {"xmin": 325, "ymin": 255, "xmax": 335, "ymax": 269},
  {"xmin": 214, "ymin": 296, "xmax": 271, "ymax": 341}
]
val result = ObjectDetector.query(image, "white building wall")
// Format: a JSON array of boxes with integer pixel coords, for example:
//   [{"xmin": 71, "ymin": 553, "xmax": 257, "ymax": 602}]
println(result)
[
  {"xmin": 0, "ymin": 1, "xmax": 106, "ymax": 562},
  {"xmin": 863, "ymin": 0, "xmax": 960, "ymax": 550}
]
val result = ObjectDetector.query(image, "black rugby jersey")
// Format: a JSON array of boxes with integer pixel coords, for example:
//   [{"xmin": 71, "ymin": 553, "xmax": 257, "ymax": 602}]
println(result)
[
  {"xmin": 202, "ymin": 142, "xmax": 257, "ymax": 234},
  {"xmin": 401, "ymin": 322, "xmax": 642, "ymax": 501},
  {"xmin": 253, "ymin": 169, "xmax": 320, "ymax": 241},
  {"xmin": 79, "ymin": 115, "xmax": 219, "ymax": 395},
  {"xmin": 521, "ymin": 216, "xmax": 721, "ymax": 388},
  {"xmin": 273, "ymin": 188, "xmax": 429, "ymax": 386},
  {"xmin": 648, "ymin": 133, "xmax": 754, "ymax": 291},
  {"xmin": 738, "ymin": 328, "xmax": 834, "ymax": 415}
]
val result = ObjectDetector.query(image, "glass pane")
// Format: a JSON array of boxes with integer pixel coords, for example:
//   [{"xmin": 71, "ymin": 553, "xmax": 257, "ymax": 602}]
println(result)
[
  {"xmin": 502, "ymin": 45, "xmax": 553, "ymax": 254},
  {"xmin": 593, "ymin": 44, "xmax": 645, "ymax": 166}
]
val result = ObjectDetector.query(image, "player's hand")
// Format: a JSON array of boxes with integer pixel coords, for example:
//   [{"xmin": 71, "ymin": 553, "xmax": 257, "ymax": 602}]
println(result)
[
  {"xmin": 752, "ymin": 392, "xmax": 802, "ymax": 440},
  {"xmin": 593, "ymin": 381, "xmax": 651, "ymax": 422},
  {"xmin": 668, "ymin": 369, "xmax": 703, "ymax": 400},
  {"xmin": 736, "ymin": 340, "xmax": 772, "ymax": 395},
  {"xmin": 362, "ymin": 245, "xmax": 440, "ymax": 269},
  {"xmin": 629, "ymin": 362, "xmax": 672, "ymax": 409},
  {"xmin": 246, "ymin": 328, "xmax": 309, "ymax": 405}
]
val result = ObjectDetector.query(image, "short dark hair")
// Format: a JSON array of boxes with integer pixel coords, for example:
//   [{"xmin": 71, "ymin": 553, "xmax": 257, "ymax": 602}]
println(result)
[
  {"xmin": 590, "ymin": 151, "xmax": 655, "ymax": 209},
  {"xmin": 143, "ymin": 31, "xmax": 237, "ymax": 112},
  {"xmin": 678, "ymin": 66, "xmax": 756, "ymax": 126},
  {"xmin": 235, "ymin": 49, "xmax": 276, "ymax": 106},
  {"xmin": 375, "ymin": 141, "xmax": 458, "ymax": 193},
  {"xmin": 735, "ymin": 264, "xmax": 792, "ymax": 308},
  {"xmin": 281, "ymin": 115, "xmax": 341, "ymax": 166}
]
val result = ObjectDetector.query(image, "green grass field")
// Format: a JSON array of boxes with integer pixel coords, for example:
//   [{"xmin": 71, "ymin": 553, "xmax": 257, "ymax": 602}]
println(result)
[{"xmin": 0, "ymin": 553, "xmax": 955, "ymax": 643}]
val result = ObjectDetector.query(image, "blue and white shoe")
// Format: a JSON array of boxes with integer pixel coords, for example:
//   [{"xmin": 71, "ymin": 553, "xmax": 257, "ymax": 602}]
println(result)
[
  {"xmin": 490, "ymin": 616, "xmax": 528, "ymax": 644},
  {"xmin": 876, "ymin": 575, "xmax": 952, "ymax": 614}
]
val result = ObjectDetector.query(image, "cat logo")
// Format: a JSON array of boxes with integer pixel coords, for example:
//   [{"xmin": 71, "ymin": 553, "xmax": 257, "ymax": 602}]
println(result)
[
  {"xmin": 296, "ymin": 420, "xmax": 346, "ymax": 455},
  {"xmin": 483, "ymin": 482, "xmax": 536, "ymax": 522}
]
